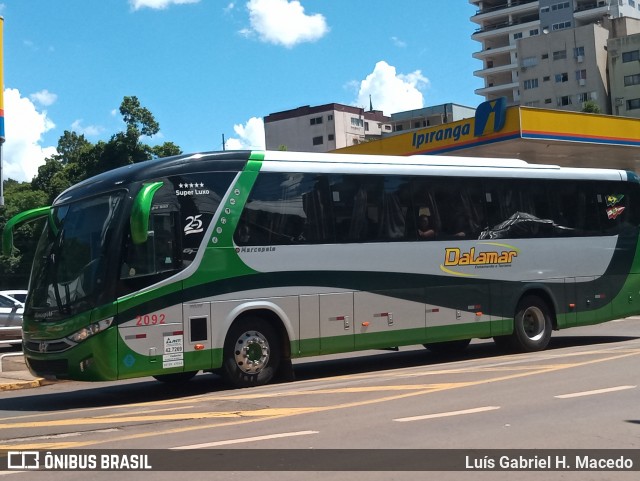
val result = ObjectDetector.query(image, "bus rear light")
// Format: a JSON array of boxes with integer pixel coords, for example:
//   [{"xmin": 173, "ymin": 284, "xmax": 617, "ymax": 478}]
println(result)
[
  {"xmin": 569, "ymin": 303, "xmax": 576, "ymax": 309},
  {"xmin": 194, "ymin": 344, "xmax": 205, "ymax": 350}
]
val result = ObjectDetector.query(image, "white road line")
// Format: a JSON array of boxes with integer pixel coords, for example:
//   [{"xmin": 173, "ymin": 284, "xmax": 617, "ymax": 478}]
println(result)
[
  {"xmin": 171, "ymin": 430, "xmax": 319, "ymax": 450},
  {"xmin": 555, "ymin": 385, "xmax": 637, "ymax": 399},
  {"xmin": 393, "ymin": 406, "xmax": 501, "ymax": 423}
]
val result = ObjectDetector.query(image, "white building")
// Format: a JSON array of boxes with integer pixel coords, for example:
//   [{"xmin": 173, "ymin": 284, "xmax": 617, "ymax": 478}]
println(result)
[
  {"xmin": 470, "ymin": 0, "xmax": 640, "ymax": 112},
  {"xmin": 264, "ymin": 104, "xmax": 391, "ymax": 152}
]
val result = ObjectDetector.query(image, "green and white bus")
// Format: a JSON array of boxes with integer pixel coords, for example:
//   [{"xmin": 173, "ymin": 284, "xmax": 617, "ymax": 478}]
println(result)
[{"xmin": 4, "ymin": 150, "xmax": 640, "ymax": 388}]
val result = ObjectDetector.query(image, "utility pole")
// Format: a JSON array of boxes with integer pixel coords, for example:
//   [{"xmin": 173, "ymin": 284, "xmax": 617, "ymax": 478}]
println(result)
[
  {"xmin": 222, "ymin": 133, "xmax": 226, "ymax": 151},
  {"xmin": 0, "ymin": 16, "xmax": 5, "ymax": 207}
]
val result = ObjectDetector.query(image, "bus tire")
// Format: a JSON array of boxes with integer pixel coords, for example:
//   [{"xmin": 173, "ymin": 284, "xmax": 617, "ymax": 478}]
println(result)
[
  {"xmin": 153, "ymin": 371, "xmax": 198, "ymax": 383},
  {"xmin": 509, "ymin": 295, "xmax": 552, "ymax": 352},
  {"xmin": 423, "ymin": 339, "xmax": 471, "ymax": 354},
  {"xmin": 222, "ymin": 316, "xmax": 281, "ymax": 388}
]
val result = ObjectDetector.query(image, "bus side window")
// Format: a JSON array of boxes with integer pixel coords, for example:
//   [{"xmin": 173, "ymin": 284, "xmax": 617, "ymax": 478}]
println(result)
[
  {"xmin": 235, "ymin": 172, "xmax": 333, "ymax": 246},
  {"xmin": 431, "ymin": 179, "xmax": 485, "ymax": 239},
  {"xmin": 120, "ymin": 211, "xmax": 181, "ymax": 280}
]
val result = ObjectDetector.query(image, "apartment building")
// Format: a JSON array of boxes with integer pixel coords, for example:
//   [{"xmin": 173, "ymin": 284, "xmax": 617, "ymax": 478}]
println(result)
[
  {"xmin": 470, "ymin": 0, "xmax": 640, "ymax": 112},
  {"xmin": 264, "ymin": 104, "xmax": 391, "ymax": 152},
  {"xmin": 608, "ymin": 19, "xmax": 640, "ymax": 117}
]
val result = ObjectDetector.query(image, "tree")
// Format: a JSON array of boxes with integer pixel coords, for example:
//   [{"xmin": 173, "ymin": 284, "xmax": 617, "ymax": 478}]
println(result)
[
  {"xmin": 582, "ymin": 101, "xmax": 601, "ymax": 114},
  {"xmin": 5, "ymin": 95, "xmax": 183, "ymax": 289},
  {"xmin": 0, "ymin": 180, "xmax": 48, "ymax": 289}
]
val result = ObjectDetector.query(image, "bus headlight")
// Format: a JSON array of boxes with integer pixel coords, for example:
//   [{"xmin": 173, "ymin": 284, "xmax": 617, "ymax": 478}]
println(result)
[{"xmin": 68, "ymin": 318, "xmax": 114, "ymax": 343}]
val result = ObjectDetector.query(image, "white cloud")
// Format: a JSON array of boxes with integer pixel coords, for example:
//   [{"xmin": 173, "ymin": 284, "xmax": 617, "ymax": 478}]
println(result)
[
  {"xmin": 29, "ymin": 89, "xmax": 58, "ymax": 107},
  {"xmin": 71, "ymin": 119, "xmax": 104, "ymax": 137},
  {"xmin": 2, "ymin": 88, "xmax": 57, "ymax": 182},
  {"xmin": 243, "ymin": 0, "xmax": 328, "ymax": 48},
  {"xmin": 354, "ymin": 61, "xmax": 429, "ymax": 115},
  {"xmin": 391, "ymin": 36, "xmax": 407, "ymax": 48},
  {"xmin": 225, "ymin": 117, "xmax": 265, "ymax": 150},
  {"xmin": 130, "ymin": 0, "xmax": 200, "ymax": 10}
]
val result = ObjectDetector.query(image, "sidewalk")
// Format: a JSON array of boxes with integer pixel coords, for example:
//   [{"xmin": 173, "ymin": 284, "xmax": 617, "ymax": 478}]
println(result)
[{"xmin": 0, "ymin": 352, "xmax": 49, "ymax": 391}]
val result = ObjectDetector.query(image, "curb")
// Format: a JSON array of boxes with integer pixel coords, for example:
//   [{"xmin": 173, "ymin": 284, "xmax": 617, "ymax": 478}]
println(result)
[{"xmin": 0, "ymin": 378, "xmax": 49, "ymax": 392}]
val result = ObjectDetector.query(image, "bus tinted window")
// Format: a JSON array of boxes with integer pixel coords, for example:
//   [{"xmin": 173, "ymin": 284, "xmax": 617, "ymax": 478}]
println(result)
[
  {"xmin": 118, "ymin": 172, "xmax": 234, "ymax": 295},
  {"xmin": 328, "ymin": 174, "xmax": 412, "ymax": 242},
  {"xmin": 412, "ymin": 177, "xmax": 486, "ymax": 240},
  {"xmin": 236, "ymin": 173, "xmax": 333, "ymax": 245}
]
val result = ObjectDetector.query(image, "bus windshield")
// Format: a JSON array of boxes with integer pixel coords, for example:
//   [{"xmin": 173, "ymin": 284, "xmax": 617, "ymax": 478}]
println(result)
[{"xmin": 27, "ymin": 191, "xmax": 126, "ymax": 321}]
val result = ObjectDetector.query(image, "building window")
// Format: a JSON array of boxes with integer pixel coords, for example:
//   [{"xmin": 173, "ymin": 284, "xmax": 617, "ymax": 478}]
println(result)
[
  {"xmin": 552, "ymin": 21, "xmax": 571, "ymax": 31},
  {"xmin": 543, "ymin": 76, "xmax": 551, "ymax": 82},
  {"xmin": 557, "ymin": 95, "xmax": 572, "ymax": 106},
  {"xmin": 631, "ymin": 0, "xmax": 636, "ymax": 7},
  {"xmin": 328, "ymin": 115, "xmax": 334, "ymax": 121},
  {"xmin": 530, "ymin": 28, "xmax": 539, "ymax": 36},
  {"xmin": 553, "ymin": 50, "xmax": 567, "ymax": 60},
  {"xmin": 351, "ymin": 117, "xmax": 364, "ymax": 128},
  {"xmin": 328, "ymin": 134, "xmax": 335, "ymax": 141},
  {"xmin": 524, "ymin": 78, "xmax": 539, "ymax": 90},
  {"xmin": 575, "ymin": 69, "xmax": 587, "ymax": 80},
  {"xmin": 544, "ymin": 98, "xmax": 553, "ymax": 104},
  {"xmin": 312, "ymin": 136, "xmax": 324, "ymax": 146},
  {"xmin": 578, "ymin": 92, "xmax": 593, "ymax": 103},
  {"xmin": 541, "ymin": 53, "xmax": 549, "ymax": 59},
  {"xmin": 551, "ymin": 1, "xmax": 571, "ymax": 11},
  {"xmin": 555, "ymin": 72, "xmax": 569, "ymax": 83},
  {"xmin": 624, "ymin": 73, "xmax": 640, "ymax": 86},
  {"xmin": 524, "ymin": 101, "xmax": 540, "ymax": 107},
  {"xmin": 540, "ymin": 6, "xmax": 550, "ymax": 12},
  {"xmin": 627, "ymin": 98, "xmax": 640, "ymax": 110},
  {"xmin": 574, "ymin": 46, "xmax": 585, "ymax": 58},
  {"xmin": 622, "ymin": 50, "xmax": 640, "ymax": 63},
  {"xmin": 514, "ymin": 32, "xmax": 523, "ymax": 40},
  {"xmin": 522, "ymin": 56, "xmax": 538, "ymax": 67},
  {"xmin": 365, "ymin": 122, "xmax": 370, "ymax": 132},
  {"xmin": 310, "ymin": 116, "xmax": 323, "ymax": 125}
]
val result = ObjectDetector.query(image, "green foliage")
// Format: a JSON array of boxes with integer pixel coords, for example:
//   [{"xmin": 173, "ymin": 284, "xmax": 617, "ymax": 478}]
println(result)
[
  {"xmin": 0, "ymin": 181, "xmax": 48, "ymax": 289},
  {"xmin": 1, "ymin": 95, "xmax": 182, "ymax": 289},
  {"xmin": 581, "ymin": 101, "xmax": 601, "ymax": 114}
]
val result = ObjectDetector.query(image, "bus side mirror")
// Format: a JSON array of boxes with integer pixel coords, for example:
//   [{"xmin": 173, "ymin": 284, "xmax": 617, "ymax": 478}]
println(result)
[
  {"xmin": 2, "ymin": 206, "xmax": 51, "ymax": 256},
  {"xmin": 130, "ymin": 182, "xmax": 164, "ymax": 245}
]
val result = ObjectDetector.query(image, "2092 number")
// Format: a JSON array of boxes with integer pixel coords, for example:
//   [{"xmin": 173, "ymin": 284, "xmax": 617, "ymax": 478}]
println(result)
[{"xmin": 136, "ymin": 313, "xmax": 166, "ymax": 326}]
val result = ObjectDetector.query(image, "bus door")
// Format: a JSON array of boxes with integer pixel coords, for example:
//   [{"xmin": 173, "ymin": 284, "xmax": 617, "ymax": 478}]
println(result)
[
  {"xmin": 319, "ymin": 292, "xmax": 354, "ymax": 354},
  {"xmin": 354, "ymin": 291, "xmax": 425, "ymax": 350},
  {"xmin": 182, "ymin": 302, "xmax": 212, "ymax": 371}
]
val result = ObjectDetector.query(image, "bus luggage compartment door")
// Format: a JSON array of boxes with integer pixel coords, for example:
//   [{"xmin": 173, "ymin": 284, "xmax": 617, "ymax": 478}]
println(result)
[{"xmin": 319, "ymin": 292, "xmax": 354, "ymax": 354}]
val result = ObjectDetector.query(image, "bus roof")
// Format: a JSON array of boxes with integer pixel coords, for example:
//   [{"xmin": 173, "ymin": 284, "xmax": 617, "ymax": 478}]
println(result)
[{"xmin": 53, "ymin": 150, "xmax": 631, "ymax": 206}]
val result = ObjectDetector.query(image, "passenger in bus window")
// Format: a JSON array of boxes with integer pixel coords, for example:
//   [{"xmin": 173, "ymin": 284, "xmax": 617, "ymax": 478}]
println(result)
[{"xmin": 418, "ymin": 215, "xmax": 436, "ymax": 239}]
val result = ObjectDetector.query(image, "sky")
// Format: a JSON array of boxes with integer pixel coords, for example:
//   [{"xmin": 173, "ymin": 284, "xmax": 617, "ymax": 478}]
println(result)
[{"xmin": 1, "ymin": 0, "xmax": 484, "ymax": 183}]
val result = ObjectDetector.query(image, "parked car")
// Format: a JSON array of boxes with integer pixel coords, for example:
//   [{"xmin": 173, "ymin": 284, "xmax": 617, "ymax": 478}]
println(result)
[
  {"xmin": 0, "ymin": 291, "xmax": 26, "ymax": 344},
  {"xmin": 1, "ymin": 290, "xmax": 27, "ymax": 304}
]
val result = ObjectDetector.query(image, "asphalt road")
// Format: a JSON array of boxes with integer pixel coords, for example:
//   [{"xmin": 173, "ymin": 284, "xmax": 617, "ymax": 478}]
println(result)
[{"xmin": 1, "ymin": 318, "xmax": 639, "ymax": 481}]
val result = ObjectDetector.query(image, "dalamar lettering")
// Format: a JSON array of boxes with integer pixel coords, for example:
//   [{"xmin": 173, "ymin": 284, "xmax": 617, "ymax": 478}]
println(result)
[
  {"xmin": 412, "ymin": 122, "xmax": 471, "ymax": 149},
  {"xmin": 444, "ymin": 247, "xmax": 517, "ymax": 266}
]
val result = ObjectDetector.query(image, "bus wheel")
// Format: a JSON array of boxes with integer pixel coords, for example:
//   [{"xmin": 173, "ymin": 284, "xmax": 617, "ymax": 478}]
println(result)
[
  {"xmin": 510, "ymin": 295, "xmax": 552, "ymax": 352},
  {"xmin": 222, "ymin": 317, "xmax": 281, "ymax": 388},
  {"xmin": 153, "ymin": 371, "xmax": 198, "ymax": 383},
  {"xmin": 423, "ymin": 339, "xmax": 471, "ymax": 354}
]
